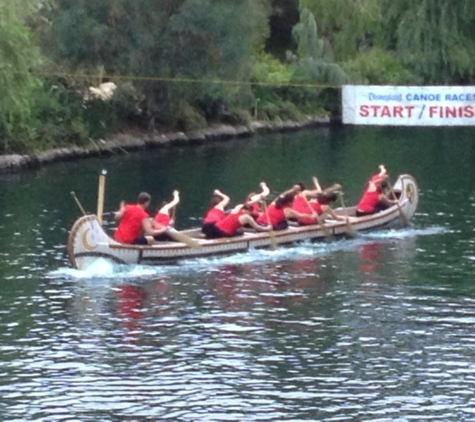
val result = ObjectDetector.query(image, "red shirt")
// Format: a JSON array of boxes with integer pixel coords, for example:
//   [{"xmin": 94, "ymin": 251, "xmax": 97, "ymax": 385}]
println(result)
[
  {"xmin": 369, "ymin": 173, "xmax": 381, "ymax": 183},
  {"xmin": 292, "ymin": 195, "xmax": 310, "ymax": 214},
  {"xmin": 357, "ymin": 190, "xmax": 381, "ymax": 213},
  {"xmin": 215, "ymin": 209, "xmax": 245, "ymax": 236},
  {"xmin": 155, "ymin": 211, "xmax": 171, "ymax": 226},
  {"xmin": 249, "ymin": 202, "xmax": 260, "ymax": 219},
  {"xmin": 311, "ymin": 202, "xmax": 323, "ymax": 215},
  {"xmin": 257, "ymin": 203, "xmax": 287, "ymax": 226},
  {"xmin": 203, "ymin": 207, "xmax": 225, "ymax": 224},
  {"xmin": 292, "ymin": 195, "xmax": 318, "ymax": 225},
  {"xmin": 114, "ymin": 204, "xmax": 149, "ymax": 243}
]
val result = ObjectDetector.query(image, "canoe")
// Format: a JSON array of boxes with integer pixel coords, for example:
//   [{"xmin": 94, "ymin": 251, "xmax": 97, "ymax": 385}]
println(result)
[{"xmin": 67, "ymin": 174, "xmax": 419, "ymax": 270}]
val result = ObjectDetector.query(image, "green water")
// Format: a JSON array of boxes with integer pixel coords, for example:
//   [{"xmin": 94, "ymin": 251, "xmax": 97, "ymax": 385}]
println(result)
[{"xmin": 0, "ymin": 125, "xmax": 474, "ymax": 421}]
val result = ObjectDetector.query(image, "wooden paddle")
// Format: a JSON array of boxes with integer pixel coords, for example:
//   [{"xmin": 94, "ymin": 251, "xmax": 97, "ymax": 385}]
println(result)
[
  {"xmin": 337, "ymin": 191, "xmax": 356, "ymax": 238},
  {"xmin": 96, "ymin": 169, "xmax": 107, "ymax": 225},
  {"xmin": 165, "ymin": 228, "xmax": 202, "ymax": 248},
  {"xmin": 171, "ymin": 203, "xmax": 177, "ymax": 226},
  {"xmin": 386, "ymin": 180, "xmax": 409, "ymax": 226},
  {"xmin": 71, "ymin": 191, "xmax": 87, "ymax": 216},
  {"xmin": 300, "ymin": 194, "xmax": 331, "ymax": 238},
  {"xmin": 262, "ymin": 200, "xmax": 278, "ymax": 249}
]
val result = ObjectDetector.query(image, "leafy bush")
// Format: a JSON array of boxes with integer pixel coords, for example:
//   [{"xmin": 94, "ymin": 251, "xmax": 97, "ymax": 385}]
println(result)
[{"xmin": 343, "ymin": 47, "xmax": 415, "ymax": 84}]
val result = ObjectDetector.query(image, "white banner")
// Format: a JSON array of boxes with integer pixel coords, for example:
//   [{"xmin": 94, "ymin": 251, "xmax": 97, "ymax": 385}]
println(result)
[{"xmin": 342, "ymin": 85, "xmax": 475, "ymax": 126}]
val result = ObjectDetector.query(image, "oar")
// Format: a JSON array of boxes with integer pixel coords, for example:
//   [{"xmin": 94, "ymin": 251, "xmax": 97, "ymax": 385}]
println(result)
[
  {"xmin": 386, "ymin": 180, "xmax": 409, "ymax": 226},
  {"xmin": 71, "ymin": 191, "xmax": 87, "ymax": 216},
  {"xmin": 262, "ymin": 200, "xmax": 278, "ymax": 249},
  {"xmin": 96, "ymin": 169, "xmax": 107, "ymax": 225},
  {"xmin": 337, "ymin": 191, "xmax": 356, "ymax": 238},
  {"xmin": 165, "ymin": 228, "xmax": 202, "ymax": 249},
  {"xmin": 171, "ymin": 203, "xmax": 177, "ymax": 225},
  {"xmin": 301, "ymin": 194, "xmax": 331, "ymax": 238}
]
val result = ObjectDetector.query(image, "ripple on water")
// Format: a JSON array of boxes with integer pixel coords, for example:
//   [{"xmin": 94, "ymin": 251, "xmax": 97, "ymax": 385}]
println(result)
[{"xmin": 2, "ymin": 219, "xmax": 474, "ymax": 421}]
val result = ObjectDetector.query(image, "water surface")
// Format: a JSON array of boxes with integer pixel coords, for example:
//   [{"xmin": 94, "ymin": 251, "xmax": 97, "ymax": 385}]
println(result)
[{"xmin": 0, "ymin": 125, "xmax": 474, "ymax": 421}]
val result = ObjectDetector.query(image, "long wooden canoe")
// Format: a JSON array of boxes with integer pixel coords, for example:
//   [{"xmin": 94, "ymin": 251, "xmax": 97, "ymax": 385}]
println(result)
[{"xmin": 67, "ymin": 174, "xmax": 419, "ymax": 270}]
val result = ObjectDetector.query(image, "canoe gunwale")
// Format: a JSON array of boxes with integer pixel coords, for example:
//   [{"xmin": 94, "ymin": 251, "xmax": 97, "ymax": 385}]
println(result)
[{"xmin": 67, "ymin": 174, "xmax": 419, "ymax": 269}]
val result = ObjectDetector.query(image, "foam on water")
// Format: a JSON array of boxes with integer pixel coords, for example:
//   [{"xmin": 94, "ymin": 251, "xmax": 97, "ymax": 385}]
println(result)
[
  {"xmin": 360, "ymin": 225, "xmax": 448, "ymax": 240},
  {"xmin": 48, "ymin": 225, "xmax": 447, "ymax": 281}
]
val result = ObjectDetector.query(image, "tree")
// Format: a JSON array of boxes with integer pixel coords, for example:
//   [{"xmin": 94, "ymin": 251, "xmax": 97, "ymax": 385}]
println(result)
[
  {"xmin": 0, "ymin": 0, "xmax": 43, "ymax": 151},
  {"xmin": 41, "ymin": 0, "xmax": 272, "ymax": 129},
  {"xmin": 299, "ymin": 0, "xmax": 382, "ymax": 61},
  {"xmin": 289, "ymin": 8, "xmax": 347, "ymax": 86},
  {"xmin": 381, "ymin": 0, "xmax": 475, "ymax": 83}
]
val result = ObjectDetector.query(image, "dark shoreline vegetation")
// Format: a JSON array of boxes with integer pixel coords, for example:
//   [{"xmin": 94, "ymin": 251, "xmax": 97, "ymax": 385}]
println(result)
[
  {"xmin": 2, "ymin": 1, "xmax": 474, "ymax": 162},
  {"xmin": 0, "ymin": 116, "xmax": 330, "ymax": 174}
]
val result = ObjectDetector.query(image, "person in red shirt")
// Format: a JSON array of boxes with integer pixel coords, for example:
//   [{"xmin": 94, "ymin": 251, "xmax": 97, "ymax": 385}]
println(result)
[
  {"xmin": 291, "ymin": 180, "xmax": 325, "ymax": 225},
  {"xmin": 291, "ymin": 178, "xmax": 347, "ymax": 225},
  {"xmin": 153, "ymin": 190, "xmax": 181, "ymax": 241},
  {"xmin": 113, "ymin": 192, "xmax": 166, "ymax": 244},
  {"xmin": 205, "ymin": 203, "xmax": 272, "ymax": 238},
  {"xmin": 202, "ymin": 189, "xmax": 230, "ymax": 237},
  {"xmin": 297, "ymin": 192, "xmax": 347, "ymax": 225},
  {"xmin": 256, "ymin": 191, "xmax": 318, "ymax": 230},
  {"xmin": 154, "ymin": 190, "xmax": 180, "ymax": 227},
  {"xmin": 356, "ymin": 166, "xmax": 396, "ymax": 216},
  {"xmin": 244, "ymin": 182, "xmax": 270, "ymax": 220}
]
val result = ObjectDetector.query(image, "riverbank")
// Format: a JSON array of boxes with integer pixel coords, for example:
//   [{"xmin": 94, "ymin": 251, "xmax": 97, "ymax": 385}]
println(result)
[{"xmin": 0, "ymin": 116, "xmax": 331, "ymax": 173}]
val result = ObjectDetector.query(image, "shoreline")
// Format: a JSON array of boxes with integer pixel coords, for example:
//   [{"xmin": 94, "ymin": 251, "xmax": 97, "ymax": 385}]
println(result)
[{"xmin": 0, "ymin": 116, "xmax": 331, "ymax": 174}]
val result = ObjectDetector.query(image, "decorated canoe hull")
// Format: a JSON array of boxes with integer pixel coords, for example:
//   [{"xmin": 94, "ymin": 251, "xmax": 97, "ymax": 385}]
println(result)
[{"xmin": 67, "ymin": 174, "xmax": 419, "ymax": 270}]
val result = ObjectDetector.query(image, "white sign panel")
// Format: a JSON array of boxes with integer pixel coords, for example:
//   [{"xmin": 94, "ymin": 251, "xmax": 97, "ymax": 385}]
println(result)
[{"xmin": 342, "ymin": 85, "xmax": 475, "ymax": 126}]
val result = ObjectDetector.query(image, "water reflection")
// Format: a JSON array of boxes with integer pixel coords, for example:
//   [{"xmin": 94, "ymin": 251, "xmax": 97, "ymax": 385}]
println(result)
[
  {"xmin": 117, "ymin": 283, "xmax": 145, "ymax": 337},
  {"xmin": 3, "ymin": 232, "xmax": 475, "ymax": 420},
  {"xmin": 359, "ymin": 242, "xmax": 381, "ymax": 276},
  {"xmin": 4, "ymin": 122, "xmax": 475, "ymax": 420}
]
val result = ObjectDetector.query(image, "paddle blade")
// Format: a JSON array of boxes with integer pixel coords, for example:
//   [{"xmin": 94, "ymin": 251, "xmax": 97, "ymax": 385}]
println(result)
[
  {"xmin": 268, "ymin": 231, "xmax": 278, "ymax": 249},
  {"xmin": 166, "ymin": 229, "xmax": 202, "ymax": 248},
  {"xmin": 346, "ymin": 220, "xmax": 356, "ymax": 238},
  {"xmin": 321, "ymin": 223, "xmax": 332, "ymax": 238},
  {"xmin": 397, "ymin": 204, "xmax": 409, "ymax": 226}
]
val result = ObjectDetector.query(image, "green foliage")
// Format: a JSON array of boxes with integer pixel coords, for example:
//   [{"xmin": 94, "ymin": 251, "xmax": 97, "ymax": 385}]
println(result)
[
  {"xmin": 250, "ymin": 53, "xmax": 297, "ymax": 120},
  {"xmin": 300, "ymin": 0, "xmax": 382, "ymax": 60},
  {"xmin": 293, "ymin": 7, "xmax": 329, "ymax": 60},
  {"xmin": 170, "ymin": 100, "xmax": 207, "ymax": 132},
  {"xmin": 5, "ymin": 0, "xmax": 475, "ymax": 154},
  {"xmin": 250, "ymin": 52, "xmax": 328, "ymax": 120},
  {"xmin": 289, "ymin": 9, "xmax": 348, "ymax": 85},
  {"xmin": 381, "ymin": 0, "xmax": 475, "ymax": 83},
  {"xmin": 343, "ymin": 47, "xmax": 415, "ymax": 85},
  {"xmin": 0, "ymin": 0, "xmax": 43, "ymax": 152},
  {"xmin": 251, "ymin": 53, "xmax": 295, "ymax": 86},
  {"xmin": 30, "ymin": 83, "xmax": 88, "ymax": 149},
  {"xmin": 41, "ymin": 0, "xmax": 272, "ymax": 130},
  {"xmin": 283, "ymin": 8, "xmax": 347, "ymax": 114},
  {"xmin": 165, "ymin": 0, "xmax": 271, "ymax": 122}
]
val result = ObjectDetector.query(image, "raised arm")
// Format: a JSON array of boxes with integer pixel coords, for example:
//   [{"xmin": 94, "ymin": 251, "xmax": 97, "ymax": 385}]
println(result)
[
  {"xmin": 213, "ymin": 189, "xmax": 230, "ymax": 210},
  {"xmin": 114, "ymin": 200, "xmax": 126, "ymax": 221},
  {"xmin": 159, "ymin": 190, "xmax": 180, "ymax": 214},
  {"xmin": 257, "ymin": 182, "xmax": 270, "ymax": 199},
  {"xmin": 284, "ymin": 207, "xmax": 318, "ymax": 220},
  {"xmin": 143, "ymin": 217, "xmax": 168, "ymax": 236},
  {"xmin": 238, "ymin": 214, "xmax": 272, "ymax": 232},
  {"xmin": 322, "ymin": 183, "xmax": 342, "ymax": 195},
  {"xmin": 378, "ymin": 164, "xmax": 388, "ymax": 178},
  {"xmin": 301, "ymin": 187, "xmax": 321, "ymax": 199},
  {"xmin": 275, "ymin": 184, "xmax": 300, "ymax": 202},
  {"xmin": 312, "ymin": 176, "xmax": 322, "ymax": 193},
  {"xmin": 321, "ymin": 204, "xmax": 346, "ymax": 221},
  {"xmin": 380, "ymin": 193, "xmax": 397, "ymax": 206},
  {"xmin": 247, "ymin": 182, "xmax": 270, "ymax": 204}
]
